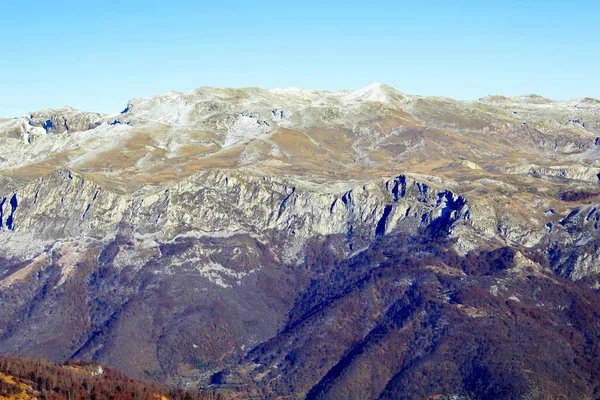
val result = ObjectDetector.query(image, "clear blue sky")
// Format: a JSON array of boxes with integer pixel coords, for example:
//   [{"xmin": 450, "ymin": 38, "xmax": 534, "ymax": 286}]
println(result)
[{"xmin": 1, "ymin": 0, "xmax": 599, "ymax": 117}]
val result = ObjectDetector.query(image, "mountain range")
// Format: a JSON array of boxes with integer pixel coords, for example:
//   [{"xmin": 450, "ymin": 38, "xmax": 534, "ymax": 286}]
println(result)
[{"xmin": 1, "ymin": 83, "xmax": 600, "ymax": 399}]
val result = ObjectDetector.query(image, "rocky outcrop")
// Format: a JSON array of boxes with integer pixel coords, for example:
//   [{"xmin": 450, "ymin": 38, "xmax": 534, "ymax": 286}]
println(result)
[
  {"xmin": 28, "ymin": 108, "xmax": 103, "ymax": 135},
  {"xmin": 0, "ymin": 168, "xmax": 470, "ymax": 262},
  {"xmin": 535, "ymin": 203, "xmax": 600, "ymax": 279},
  {"xmin": 499, "ymin": 164, "xmax": 600, "ymax": 183}
]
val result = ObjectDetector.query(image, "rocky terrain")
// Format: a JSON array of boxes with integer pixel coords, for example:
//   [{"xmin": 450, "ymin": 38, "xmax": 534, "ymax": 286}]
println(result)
[{"xmin": 0, "ymin": 83, "xmax": 599, "ymax": 398}]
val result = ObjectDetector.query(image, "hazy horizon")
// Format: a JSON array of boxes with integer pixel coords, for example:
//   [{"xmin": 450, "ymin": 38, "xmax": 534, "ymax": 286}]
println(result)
[{"xmin": 2, "ymin": 0, "xmax": 599, "ymax": 117}]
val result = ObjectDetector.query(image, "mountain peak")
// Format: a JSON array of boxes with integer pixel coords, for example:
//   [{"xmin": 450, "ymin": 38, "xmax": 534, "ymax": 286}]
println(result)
[{"xmin": 341, "ymin": 82, "xmax": 405, "ymax": 104}]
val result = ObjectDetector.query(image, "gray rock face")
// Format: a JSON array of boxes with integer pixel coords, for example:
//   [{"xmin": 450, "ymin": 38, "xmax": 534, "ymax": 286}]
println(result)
[
  {"xmin": 0, "ymin": 169, "xmax": 469, "ymax": 263},
  {"xmin": 28, "ymin": 108, "xmax": 103, "ymax": 135},
  {"xmin": 536, "ymin": 203, "xmax": 600, "ymax": 279}
]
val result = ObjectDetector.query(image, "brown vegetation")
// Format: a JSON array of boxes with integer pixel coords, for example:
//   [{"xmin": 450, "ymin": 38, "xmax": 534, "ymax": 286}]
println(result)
[
  {"xmin": 560, "ymin": 190, "xmax": 600, "ymax": 202},
  {"xmin": 223, "ymin": 232, "xmax": 600, "ymax": 399},
  {"xmin": 0, "ymin": 356, "xmax": 222, "ymax": 400}
]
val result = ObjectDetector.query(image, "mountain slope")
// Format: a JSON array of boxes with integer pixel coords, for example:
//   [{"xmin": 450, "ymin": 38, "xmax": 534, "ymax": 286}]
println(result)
[{"xmin": 232, "ymin": 234, "xmax": 600, "ymax": 399}]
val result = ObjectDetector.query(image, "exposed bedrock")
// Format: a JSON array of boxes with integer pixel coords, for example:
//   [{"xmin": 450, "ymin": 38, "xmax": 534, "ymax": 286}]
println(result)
[{"xmin": 0, "ymin": 169, "xmax": 472, "ymax": 261}]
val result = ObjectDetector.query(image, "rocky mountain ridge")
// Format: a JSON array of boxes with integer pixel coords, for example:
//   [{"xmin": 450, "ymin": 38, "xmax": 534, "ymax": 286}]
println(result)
[{"xmin": 2, "ymin": 84, "xmax": 600, "ymax": 272}]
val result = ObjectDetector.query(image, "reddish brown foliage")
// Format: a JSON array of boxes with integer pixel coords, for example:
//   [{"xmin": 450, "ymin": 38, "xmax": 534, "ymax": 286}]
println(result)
[{"xmin": 0, "ymin": 355, "xmax": 222, "ymax": 400}]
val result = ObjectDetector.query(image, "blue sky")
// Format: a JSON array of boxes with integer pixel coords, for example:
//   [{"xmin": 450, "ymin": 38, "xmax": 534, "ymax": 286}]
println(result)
[{"xmin": 1, "ymin": 0, "xmax": 598, "ymax": 117}]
